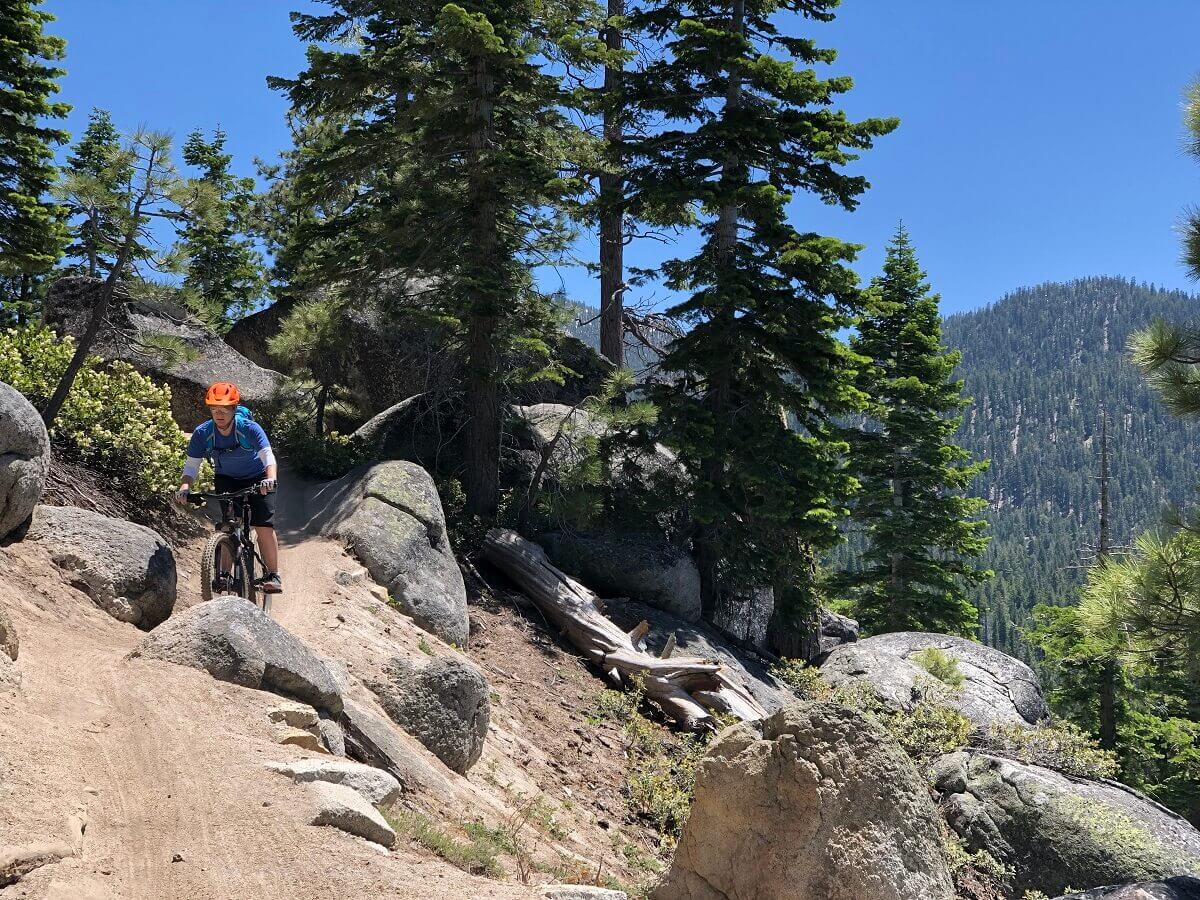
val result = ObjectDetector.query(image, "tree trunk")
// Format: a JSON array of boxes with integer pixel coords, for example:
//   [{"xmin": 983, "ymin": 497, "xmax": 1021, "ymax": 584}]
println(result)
[
  {"xmin": 598, "ymin": 0, "xmax": 625, "ymax": 368},
  {"xmin": 314, "ymin": 384, "xmax": 328, "ymax": 436},
  {"xmin": 693, "ymin": 0, "xmax": 745, "ymax": 622},
  {"xmin": 1099, "ymin": 656, "xmax": 1117, "ymax": 750},
  {"xmin": 1097, "ymin": 410, "xmax": 1117, "ymax": 749},
  {"xmin": 482, "ymin": 528, "xmax": 766, "ymax": 727},
  {"xmin": 887, "ymin": 454, "xmax": 906, "ymax": 631},
  {"xmin": 16, "ymin": 275, "xmax": 29, "ymax": 327},
  {"xmin": 463, "ymin": 52, "xmax": 501, "ymax": 520}
]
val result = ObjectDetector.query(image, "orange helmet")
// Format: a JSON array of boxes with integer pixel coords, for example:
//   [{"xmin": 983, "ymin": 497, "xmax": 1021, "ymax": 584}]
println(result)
[{"xmin": 205, "ymin": 382, "xmax": 241, "ymax": 406}]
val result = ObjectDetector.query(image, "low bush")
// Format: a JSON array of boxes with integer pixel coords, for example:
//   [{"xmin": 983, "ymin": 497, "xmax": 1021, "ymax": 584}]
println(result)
[
  {"xmin": 833, "ymin": 678, "xmax": 976, "ymax": 767},
  {"xmin": 0, "ymin": 325, "xmax": 186, "ymax": 495},
  {"xmin": 769, "ymin": 658, "xmax": 834, "ymax": 701},
  {"xmin": 980, "ymin": 719, "xmax": 1119, "ymax": 780},
  {"xmin": 271, "ymin": 407, "xmax": 368, "ymax": 480},
  {"xmin": 914, "ymin": 647, "xmax": 967, "ymax": 688}
]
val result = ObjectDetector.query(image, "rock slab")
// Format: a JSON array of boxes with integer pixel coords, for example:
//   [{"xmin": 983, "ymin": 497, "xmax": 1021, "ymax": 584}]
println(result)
[
  {"xmin": 309, "ymin": 781, "xmax": 396, "ymax": 848},
  {"xmin": 132, "ymin": 597, "xmax": 342, "ymax": 715},
  {"xmin": 821, "ymin": 631, "xmax": 1048, "ymax": 729},
  {"xmin": 44, "ymin": 276, "xmax": 282, "ymax": 427},
  {"xmin": 339, "ymin": 698, "xmax": 453, "ymax": 799},
  {"xmin": 536, "ymin": 530, "xmax": 702, "ymax": 623},
  {"xmin": 369, "ymin": 655, "xmax": 489, "ymax": 774},
  {"xmin": 266, "ymin": 758, "xmax": 401, "ymax": 806},
  {"xmin": 0, "ymin": 381, "xmax": 50, "ymax": 542},
  {"xmin": 539, "ymin": 888, "xmax": 628, "ymax": 900},
  {"xmin": 333, "ymin": 462, "xmax": 468, "ymax": 646},
  {"xmin": 1054, "ymin": 877, "xmax": 1200, "ymax": 899},
  {"xmin": 653, "ymin": 702, "xmax": 956, "ymax": 900},
  {"xmin": 27, "ymin": 505, "xmax": 176, "ymax": 629},
  {"xmin": 934, "ymin": 751, "xmax": 1200, "ymax": 897}
]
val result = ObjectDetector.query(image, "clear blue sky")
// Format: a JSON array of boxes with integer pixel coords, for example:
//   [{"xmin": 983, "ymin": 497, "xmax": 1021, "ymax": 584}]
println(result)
[{"xmin": 42, "ymin": 0, "xmax": 1200, "ymax": 315}]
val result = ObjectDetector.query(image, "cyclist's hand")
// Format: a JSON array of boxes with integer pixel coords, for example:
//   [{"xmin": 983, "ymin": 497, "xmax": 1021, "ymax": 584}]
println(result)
[
  {"xmin": 258, "ymin": 479, "xmax": 277, "ymax": 495},
  {"xmin": 174, "ymin": 488, "xmax": 190, "ymax": 506}
]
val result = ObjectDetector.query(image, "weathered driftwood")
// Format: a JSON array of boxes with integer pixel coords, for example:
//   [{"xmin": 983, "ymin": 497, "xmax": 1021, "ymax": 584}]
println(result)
[{"xmin": 482, "ymin": 528, "xmax": 766, "ymax": 728}]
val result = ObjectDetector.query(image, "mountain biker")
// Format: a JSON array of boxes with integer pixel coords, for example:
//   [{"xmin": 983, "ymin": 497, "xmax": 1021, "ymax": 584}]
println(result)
[{"xmin": 175, "ymin": 382, "xmax": 283, "ymax": 594}]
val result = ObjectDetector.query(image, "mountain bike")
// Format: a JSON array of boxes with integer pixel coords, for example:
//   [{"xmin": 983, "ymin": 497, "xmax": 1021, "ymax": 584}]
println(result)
[{"xmin": 188, "ymin": 484, "xmax": 273, "ymax": 613}]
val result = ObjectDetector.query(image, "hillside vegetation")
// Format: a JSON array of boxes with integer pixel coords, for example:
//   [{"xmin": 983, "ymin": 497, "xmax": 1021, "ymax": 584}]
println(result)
[{"xmin": 943, "ymin": 277, "xmax": 1200, "ymax": 660}]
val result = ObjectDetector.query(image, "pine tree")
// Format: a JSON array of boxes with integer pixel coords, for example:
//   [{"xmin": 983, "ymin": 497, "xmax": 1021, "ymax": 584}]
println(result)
[
  {"xmin": 61, "ymin": 108, "xmax": 130, "ymax": 278},
  {"xmin": 838, "ymin": 226, "xmax": 989, "ymax": 636},
  {"xmin": 43, "ymin": 129, "xmax": 206, "ymax": 426},
  {"xmin": 0, "ymin": 0, "xmax": 69, "ymax": 317},
  {"xmin": 623, "ymin": 0, "xmax": 895, "ymax": 636},
  {"xmin": 178, "ymin": 128, "xmax": 265, "ymax": 325},
  {"xmin": 273, "ymin": 0, "xmax": 603, "ymax": 518},
  {"xmin": 1182, "ymin": 78, "xmax": 1200, "ymax": 279}
]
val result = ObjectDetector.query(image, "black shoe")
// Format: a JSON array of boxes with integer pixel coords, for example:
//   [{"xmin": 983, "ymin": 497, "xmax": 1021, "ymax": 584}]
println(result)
[{"xmin": 260, "ymin": 573, "xmax": 283, "ymax": 594}]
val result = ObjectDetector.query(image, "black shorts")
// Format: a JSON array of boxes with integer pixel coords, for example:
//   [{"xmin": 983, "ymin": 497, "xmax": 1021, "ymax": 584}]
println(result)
[{"xmin": 213, "ymin": 473, "xmax": 276, "ymax": 528}]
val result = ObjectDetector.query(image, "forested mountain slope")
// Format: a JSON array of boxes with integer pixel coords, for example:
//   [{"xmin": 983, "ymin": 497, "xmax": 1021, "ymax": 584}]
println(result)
[
  {"xmin": 945, "ymin": 277, "xmax": 1199, "ymax": 660},
  {"xmin": 571, "ymin": 278, "xmax": 1200, "ymax": 663}
]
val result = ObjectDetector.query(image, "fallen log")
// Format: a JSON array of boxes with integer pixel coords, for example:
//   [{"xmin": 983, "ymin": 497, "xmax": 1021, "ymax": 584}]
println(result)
[{"xmin": 482, "ymin": 528, "xmax": 767, "ymax": 729}]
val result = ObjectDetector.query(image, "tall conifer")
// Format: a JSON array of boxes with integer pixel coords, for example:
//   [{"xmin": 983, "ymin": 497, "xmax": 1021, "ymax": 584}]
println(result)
[
  {"xmin": 0, "ymin": 0, "xmax": 68, "ymax": 313},
  {"xmin": 62, "ymin": 108, "xmax": 128, "ymax": 278},
  {"xmin": 623, "ymin": 0, "xmax": 895, "ymax": 633},
  {"xmin": 179, "ymin": 128, "xmax": 265, "ymax": 324},
  {"xmin": 274, "ymin": 0, "xmax": 603, "ymax": 518},
  {"xmin": 839, "ymin": 226, "xmax": 989, "ymax": 635}
]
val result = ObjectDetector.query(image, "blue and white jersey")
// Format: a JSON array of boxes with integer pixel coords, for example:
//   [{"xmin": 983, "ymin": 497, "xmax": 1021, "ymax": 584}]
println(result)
[{"xmin": 185, "ymin": 419, "xmax": 274, "ymax": 480}]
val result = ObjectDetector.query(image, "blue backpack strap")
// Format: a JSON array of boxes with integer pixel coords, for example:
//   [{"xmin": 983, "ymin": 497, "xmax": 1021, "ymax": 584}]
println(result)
[
  {"xmin": 232, "ymin": 413, "xmax": 255, "ymax": 451},
  {"xmin": 203, "ymin": 416, "xmax": 256, "ymax": 454}
]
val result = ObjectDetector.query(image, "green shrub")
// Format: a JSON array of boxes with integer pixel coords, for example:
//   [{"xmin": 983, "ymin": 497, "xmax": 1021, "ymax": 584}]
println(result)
[
  {"xmin": 0, "ymin": 325, "xmax": 186, "ymax": 495},
  {"xmin": 914, "ymin": 647, "xmax": 966, "ymax": 688},
  {"xmin": 386, "ymin": 809, "xmax": 504, "ymax": 878},
  {"xmin": 627, "ymin": 733, "xmax": 706, "ymax": 846},
  {"xmin": 982, "ymin": 719, "xmax": 1119, "ymax": 780},
  {"xmin": 272, "ymin": 407, "xmax": 367, "ymax": 480},
  {"xmin": 769, "ymin": 658, "xmax": 833, "ymax": 701},
  {"xmin": 941, "ymin": 821, "xmax": 1012, "ymax": 900},
  {"xmin": 833, "ymin": 678, "xmax": 975, "ymax": 766}
]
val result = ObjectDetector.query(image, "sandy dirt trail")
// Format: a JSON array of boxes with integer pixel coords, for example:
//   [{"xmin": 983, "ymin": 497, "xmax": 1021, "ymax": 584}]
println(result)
[{"xmin": 0, "ymin": 469, "xmax": 533, "ymax": 900}]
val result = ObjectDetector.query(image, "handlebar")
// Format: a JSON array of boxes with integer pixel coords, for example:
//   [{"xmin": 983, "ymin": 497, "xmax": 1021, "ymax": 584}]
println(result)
[{"xmin": 185, "ymin": 482, "xmax": 274, "ymax": 505}]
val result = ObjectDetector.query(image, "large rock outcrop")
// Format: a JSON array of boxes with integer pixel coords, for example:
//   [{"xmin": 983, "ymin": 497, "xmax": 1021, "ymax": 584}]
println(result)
[
  {"xmin": 131, "ymin": 597, "xmax": 342, "ymax": 716},
  {"xmin": 537, "ymin": 531, "xmax": 702, "ymax": 623},
  {"xmin": 368, "ymin": 655, "xmax": 489, "ymax": 774},
  {"xmin": 934, "ymin": 751, "xmax": 1200, "ymax": 897},
  {"xmin": 1054, "ymin": 878, "xmax": 1200, "ymax": 899},
  {"xmin": 27, "ymin": 505, "xmax": 176, "ymax": 628},
  {"xmin": 45, "ymin": 277, "xmax": 283, "ymax": 427},
  {"xmin": 0, "ymin": 381, "xmax": 50, "ymax": 542},
  {"xmin": 821, "ymin": 631, "xmax": 1048, "ymax": 730},
  {"xmin": 331, "ymin": 461, "xmax": 468, "ymax": 646},
  {"xmin": 653, "ymin": 702, "xmax": 956, "ymax": 900}
]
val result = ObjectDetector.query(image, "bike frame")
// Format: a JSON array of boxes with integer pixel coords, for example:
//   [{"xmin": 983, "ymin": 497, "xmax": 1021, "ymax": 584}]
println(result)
[{"xmin": 188, "ymin": 486, "xmax": 269, "ymax": 596}]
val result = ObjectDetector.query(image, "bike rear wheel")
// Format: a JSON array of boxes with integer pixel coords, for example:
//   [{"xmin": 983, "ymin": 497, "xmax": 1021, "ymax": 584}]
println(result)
[{"xmin": 201, "ymin": 532, "xmax": 239, "ymax": 602}]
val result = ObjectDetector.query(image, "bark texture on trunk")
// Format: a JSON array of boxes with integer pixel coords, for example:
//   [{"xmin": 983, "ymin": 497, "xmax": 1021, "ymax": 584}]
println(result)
[
  {"xmin": 463, "ymin": 53, "xmax": 501, "ymax": 519},
  {"xmin": 483, "ymin": 528, "xmax": 767, "ymax": 728},
  {"xmin": 598, "ymin": 0, "xmax": 625, "ymax": 367}
]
